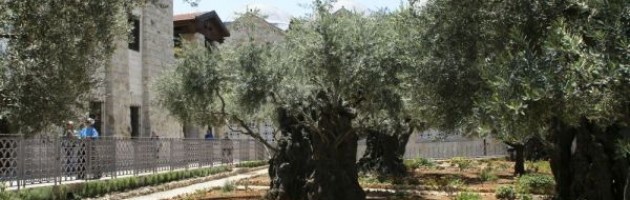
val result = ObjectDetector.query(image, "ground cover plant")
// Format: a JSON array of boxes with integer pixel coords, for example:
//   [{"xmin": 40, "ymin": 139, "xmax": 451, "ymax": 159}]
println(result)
[{"xmin": 3, "ymin": 166, "xmax": 231, "ymax": 200}]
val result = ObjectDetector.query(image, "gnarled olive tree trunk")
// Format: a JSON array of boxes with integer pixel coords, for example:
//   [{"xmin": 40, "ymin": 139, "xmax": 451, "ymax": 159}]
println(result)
[
  {"xmin": 267, "ymin": 108, "xmax": 313, "ymax": 200},
  {"xmin": 268, "ymin": 102, "xmax": 365, "ymax": 200},
  {"xmin": 549, "ymin": 118, "xmax": 630, "ymax": 200},
  {"xmin": 506, "ymin": 143, "xmax": 526, "ymax": 176},
  {"xmin": 357, "ymin": 128, "xmax": 412, "ymax": 177}
]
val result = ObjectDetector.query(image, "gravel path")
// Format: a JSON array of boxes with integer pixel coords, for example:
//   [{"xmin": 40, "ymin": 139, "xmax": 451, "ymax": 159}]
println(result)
[{"xmin": 126, "ymin": 169, "xmax": 268, "ymax": 200}]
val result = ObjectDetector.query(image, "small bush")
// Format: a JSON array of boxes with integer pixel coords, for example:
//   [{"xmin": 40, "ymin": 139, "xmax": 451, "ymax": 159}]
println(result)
[
  {"xmin": 0, "ymin": 184, "xmax": 16, "ymax": 200},
  {"xmin": 479, "ymin": 167, "xmax": 499, "ymax": 182},
  {"xmin": 495, "ymin": 186, "xmax": 517, "ymax": 200},
  {"xmin": 518, "ymin": 193, "xmax": 533, "ymax": 200},
  {"xmin": 526, "ymin": 161, "xmax": 552, "ymax": 174},
  {"xmin": 517, "ymin": 174, "xmax": 555, "ymax": 194},
  {"xmin": 221, "ymin": 181, "xmax": 236, "ymax": 193},
  {"xmin": 451, "ymin": 157, "xmax": 473, "ymax": 171},
  {"xmin": 495, "ymin": 162, "xmax": 511, "ymax": 171},
  {"xmin": 443, "ymin": 178, "xmax": 465, "ymax": 196},
  {"xmin": 454, "ymin": 192, "xmax": 482, "ymax": 200},
  {"xmin": 404, "ymin": 158, "xmax": 435, "ymax": 170},
  {"xmin": 18, "ymin": 187, "xmax": 52, "ymax": 200}
]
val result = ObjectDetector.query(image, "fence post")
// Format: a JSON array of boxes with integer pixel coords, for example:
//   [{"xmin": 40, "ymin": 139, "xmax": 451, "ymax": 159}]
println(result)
[
  {"xmin": 483, "ymin": 138, "xmax": 488, "ymax": 156},
  {"xmin": 132, "ymin": 139, "xmax": 138, "ymax": 176},
  {"xmin": 113, "ymin": 138, "xmax": 117, "ymax": 179},
  {"xmin": 17, "ymin": 135, "xmax": 24, "ymax": 190},
  {"xmin": 56, "ymin": 137, "xmax": 61, "ymax": 186},
  {"xmin": 169, "ymin": 139, "xmax": 174, "ymax": 171}
]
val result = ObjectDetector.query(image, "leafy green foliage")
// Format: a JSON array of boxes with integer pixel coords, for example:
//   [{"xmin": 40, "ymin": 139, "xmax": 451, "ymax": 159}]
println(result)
[
  {"xmin": 0, "ymin": 184, "xmax": 16, "ymax": 200},
  {"xmin": 221, "ymin": 181, "xmax": 236, "ymax": 193},
  {"xmin": 6, "ymin": 166, "xmax": 231, "ymax": 199},
  {"xmin": 404, "ymin": 158, "xmax": 435, "ymax": 170},
  {"xmin": 525, "ymin": 161, "xmax": 552, "ymax": 174},
  {"xmin": 454, "ymin": 192, "xmax": 482, "ymax": 200},
  {"xmin": 235, "ymin": 160, "xmax": 267, "ymax": 168},
  {"xmin": 450, "ymin": 157, "xmax": 473, "ymax": 171},
  {"xmin": 408, "ymin": 0, "xmax": 630, "ymax": 155},
  {"xmin": 0, "ymin": 0, "xmax": 160, "ymax": 134},
  {"xmin": 479, "ymin": 167, "xmax": 498, "ymax": 182},
  {"xmin": 495, "ymin": 186, "xmax": 517, "ymax": 200},
  {"xmin": 517, "ymin": 174, "xmax": 555, "ymax": 195},
  {"xmin": 518, "ymin": 193, "xmax": 534, "ymax": 200}
]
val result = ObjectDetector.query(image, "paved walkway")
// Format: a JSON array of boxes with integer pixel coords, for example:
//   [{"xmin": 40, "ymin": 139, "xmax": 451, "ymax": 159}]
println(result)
[{"xmin": 127, "ymin": 169, "xmax": 268, "ymax": 200}]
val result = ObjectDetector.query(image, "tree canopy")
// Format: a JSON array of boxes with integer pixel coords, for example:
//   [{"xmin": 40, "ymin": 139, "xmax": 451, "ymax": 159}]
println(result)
[{"xmin": 0, "ymin": 0, "xmax": 161, "ymax": 134}]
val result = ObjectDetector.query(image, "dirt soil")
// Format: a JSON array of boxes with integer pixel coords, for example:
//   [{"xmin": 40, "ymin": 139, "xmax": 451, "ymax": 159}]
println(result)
[
  {"xmin": 174, "ymin": 160, "xmax": 550, "ymax": 200},
  {"xmin": 171, "ymin": 189, "xmax": 266, "ymax": 200}
]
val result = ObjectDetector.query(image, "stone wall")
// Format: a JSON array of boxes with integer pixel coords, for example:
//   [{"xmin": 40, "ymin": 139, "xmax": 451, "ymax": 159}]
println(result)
[
  {"xmin": 95, "ymin": 0, "xmax": 182, "ymax": 138},
  {"xmin": 141, "ymin": 0, "xmax": 182, "ymax": 138}
]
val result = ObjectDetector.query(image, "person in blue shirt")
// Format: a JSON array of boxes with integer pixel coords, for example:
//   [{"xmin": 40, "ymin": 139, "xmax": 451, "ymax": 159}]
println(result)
[
  {"xmin": 79, "ymin": 118, "xmax": 99, "ymax": 139},
  {"xmin": 78, "ymin": 118, "xmax": 100, "ymax": 179}
]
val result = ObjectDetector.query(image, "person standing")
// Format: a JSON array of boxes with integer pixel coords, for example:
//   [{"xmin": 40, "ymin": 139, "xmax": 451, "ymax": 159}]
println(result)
[
  {"xmin": 78, "ymin": 118, "xmax": 100, "ymax": 179},
  {"xmin": 62, "ymin": 121, "xmax": 78, "ymax": 175},
  {"xmin": 204, "ymin": 129, "xmax": 213, "ymax": 140},
  {"xmin": 150, "ymin": 131, "xmax": 161, "ymax": 161}
]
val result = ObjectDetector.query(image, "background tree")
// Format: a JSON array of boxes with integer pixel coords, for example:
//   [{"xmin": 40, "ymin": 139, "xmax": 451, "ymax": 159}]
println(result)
[
  {"xmin": 0, "ymin": 0, "xmax": 160, "ymax": 134},
  {"xmin": 355, "ymin": 9, "xmax": 428, "ymax": 178}
]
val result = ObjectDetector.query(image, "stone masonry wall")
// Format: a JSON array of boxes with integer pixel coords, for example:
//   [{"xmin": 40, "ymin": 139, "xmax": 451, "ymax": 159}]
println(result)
[
  {"xmin": 105, "ymin": 39, "xmax": 131, "ymax": 137},
  {"xmin": 97, "ymin": 1, "xmax": 182, "ymax": 138},
  {"xmin": 141, "ymin": 0, "xmax": 183, "ymax": 138}
]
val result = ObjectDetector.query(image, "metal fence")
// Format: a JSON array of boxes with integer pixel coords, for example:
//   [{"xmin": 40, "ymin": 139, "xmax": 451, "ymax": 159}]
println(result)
[
  {"xmin": 0, "ymin": 135, "xmax": 270, "ymax": 189},
  {"xmin": 357, "ymin": 138, "xmax": 509, "ymax": 160}
]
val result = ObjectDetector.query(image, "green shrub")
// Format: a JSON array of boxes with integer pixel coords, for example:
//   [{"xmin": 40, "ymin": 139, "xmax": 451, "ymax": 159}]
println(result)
[
  {"xmin": 495, "ymin": 162, "xmax": 511, "ymax": 171},
  {"xmin": 526, "ymin": 161, "xmax": 552, "ymax": 174},
  {"xmin": 358, "ymin": 175, "xmax": 382, "ymax": 184},
  {"xmin": 4, "ymin": 166, "xmax": 233, "ymax": 200},
  {"xmin": 479, "ymin": 167, "xmax": 499, "ymax": 182},
  {"xmin": 517, "ymin": 174, "xmax": 555, "ymax": 194},
  {"xmin": 17, "ymin": 187, "xmax": 52, "ymax": 200},
  {"xmin": 235, "ymin": 161, "xmax": 267, "ymax": 168},
  {"xmin": 443, "ymin": 178, "xmax": 465, "ymax": 196},
  {"xmin": 0, "ymin": 184, "xmax": 16, "ymax": 200},
  {"xmin": 404, "ymin": 158, "xmax": 435, "ymax": 170},
  {"xmin": 495, "ymin": 186, "xmax": 517, "ymax": 200},
  {"xmin": 518, "ymin": 193, "xmax": 533, "ymax": 200},
  {"xmin": 221, "ymin": 181, "xmax": 236, "ymax": 193},
  {"xmin": 451, "ymin": 157, "xmax": 473, "ymax": 171},
  {"xmin": 454, "ymin": 192, "xmax": 482, "ymax": 200}
]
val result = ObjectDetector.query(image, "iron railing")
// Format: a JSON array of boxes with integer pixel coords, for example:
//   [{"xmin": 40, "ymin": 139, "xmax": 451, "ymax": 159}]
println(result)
[
  {"xmin": 0, "ymin": 135, "xmax": 270, "ymax": 190},
  {"xmin": 357, "ymin": 138, "xmax": 509, "ymax": 160}
]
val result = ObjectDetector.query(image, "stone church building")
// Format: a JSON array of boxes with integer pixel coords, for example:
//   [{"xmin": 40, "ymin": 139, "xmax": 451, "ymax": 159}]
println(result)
[{"xmin": 89, "ymin": 1, "xmax": 229, "ymax": 138}]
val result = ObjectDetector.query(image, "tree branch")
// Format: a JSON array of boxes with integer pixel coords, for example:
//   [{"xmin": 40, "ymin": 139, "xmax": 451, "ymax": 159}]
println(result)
[
  {"xmin": 216, "ymin": 90, "xmax": 227, "ymax": 115},
  {"xmin": 233, "ymin": 116, "xmax": 279, "ymax": 152}
]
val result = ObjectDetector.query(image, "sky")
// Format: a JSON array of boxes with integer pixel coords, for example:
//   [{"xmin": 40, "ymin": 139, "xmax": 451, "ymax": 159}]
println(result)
[{"xmin": 173, "ymin": 0, "xmax": 407, "ymax": 21}]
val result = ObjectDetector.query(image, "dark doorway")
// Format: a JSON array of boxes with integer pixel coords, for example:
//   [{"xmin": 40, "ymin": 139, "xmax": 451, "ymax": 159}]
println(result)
[
  {"xmin": 89, "ymin": 102, "xmax": 103, "ymax": 136},
  {"xmin": 130, "ymin": 106, "xmax": 140, "ymax": 138}
]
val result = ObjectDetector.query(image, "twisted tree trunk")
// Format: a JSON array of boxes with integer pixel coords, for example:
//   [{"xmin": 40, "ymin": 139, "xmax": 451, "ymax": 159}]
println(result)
[
  {"xmin": 267, "ymin": 108, "xmax": 313, "ymax": 200},
  {"xmin": 268, "ymin": 102, "xmax": 365, "ymax": 200},
  {"xmin": 506, "ymin": 143, "xmax": 526, "ymax": 176},
  {"xmin": 357, "ymin": 128, "xmax": 411, "ymax": 177},
  {"xmin": 549, "ymin": 118, "xmax": 629, "ymax": 200}
]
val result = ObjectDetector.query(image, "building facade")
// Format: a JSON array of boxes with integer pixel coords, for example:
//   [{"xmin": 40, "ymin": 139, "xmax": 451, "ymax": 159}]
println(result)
[{"xmin": 91, "ymin": 0, "xmax": 181, "ymax": 138}]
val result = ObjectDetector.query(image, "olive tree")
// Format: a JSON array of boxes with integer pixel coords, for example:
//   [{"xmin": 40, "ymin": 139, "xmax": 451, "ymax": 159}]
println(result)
[
  {"xmin": 157, "ymin": 3, "xmax": 414, "ymax": 199},
  {"xmin": 0, "ymin": 0, "xmax": 162, "ymax": 134},
  {"xmin": 412, "ymin": 0, "xmax": 629, "ymax": 198}
]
